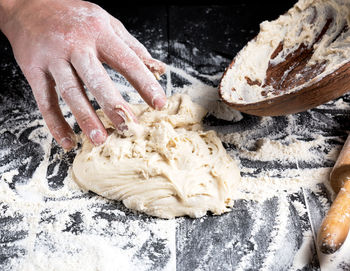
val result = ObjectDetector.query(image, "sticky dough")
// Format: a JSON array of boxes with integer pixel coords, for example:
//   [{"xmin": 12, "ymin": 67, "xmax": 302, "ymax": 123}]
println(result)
[{"xmin": 72, "ymin": 94, "xmax": 240, "ymax": 219}]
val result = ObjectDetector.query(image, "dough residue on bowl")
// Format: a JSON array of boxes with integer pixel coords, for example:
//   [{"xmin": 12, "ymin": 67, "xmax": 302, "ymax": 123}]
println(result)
[
  {"xmin": 72, "ymin": 94, "xmax": 240, "ymax": 219},
  {"xmin": 220, "ymin": 0, "xmax": 350, "ymax": 104}
]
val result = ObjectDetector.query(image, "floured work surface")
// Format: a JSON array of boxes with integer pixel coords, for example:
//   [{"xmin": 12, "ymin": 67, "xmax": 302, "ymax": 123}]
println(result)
[{"xmin": 1, "ymin": 3, "xmax": 350, "ymax": 271}]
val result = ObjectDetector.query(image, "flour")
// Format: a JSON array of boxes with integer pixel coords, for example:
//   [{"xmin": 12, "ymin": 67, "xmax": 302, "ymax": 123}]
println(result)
[
  {"xmin": 0, "ymin": 165, "xmax": 176, "ymax": 271},
  {"xmin": 291, "ymin": 233, "xmax": 314, "ymax": 270},
  {"xmin": 0, "ymin": 40, "xmax": 348, "ymax": 270}
]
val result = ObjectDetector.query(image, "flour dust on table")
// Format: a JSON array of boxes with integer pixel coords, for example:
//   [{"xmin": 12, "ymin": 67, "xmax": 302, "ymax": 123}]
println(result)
[{"xmin": 1, "ymin": 39, "xmax": 349, "ymax": 270}]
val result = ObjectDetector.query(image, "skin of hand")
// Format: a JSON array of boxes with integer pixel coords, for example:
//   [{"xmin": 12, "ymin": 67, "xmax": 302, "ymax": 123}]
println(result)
[{"xmin": 0, "ymin": 0, "xmax": 167, "ymax": 150}]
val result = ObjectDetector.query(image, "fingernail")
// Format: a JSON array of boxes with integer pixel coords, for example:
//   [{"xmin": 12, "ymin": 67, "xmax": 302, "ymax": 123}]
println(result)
[
  {"xmin": 60, "ymin": 137, "xmax": 75, "ymax": 150},
  {"xmin": 90, "ymin": 129, "xmax": 106, "ymax": 145},
  {"xmin": 153, "ymin": 97, "xmax": 166, "ymax": 110},
  {"xmin": 117, "ymin": 122, "xmax": 128, "ymax": 132},
  {"xmin": 153, "ymin": 72, "xmax": 161, "ymax": 80},
  {"xmin": 115, "ymin": 109, "xmax": 127, "ymax": 122},
  {"xmin": 114, "ymin": 110, "xmax": 128, "ymax": 132}
]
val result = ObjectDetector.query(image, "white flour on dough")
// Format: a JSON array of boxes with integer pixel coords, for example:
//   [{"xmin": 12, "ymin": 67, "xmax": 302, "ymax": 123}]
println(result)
[{"xmin": 73, "ymin": 94, "xmax": 240, "ymax": 219}]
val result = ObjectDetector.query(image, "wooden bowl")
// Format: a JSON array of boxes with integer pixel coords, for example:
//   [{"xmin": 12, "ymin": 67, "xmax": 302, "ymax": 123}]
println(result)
[
  {"xmin": 219, "ymin": 60, "xmax": 350, "ymax": 117},
  {"xmin": 218, "ymin": 1, "xmax": 350, "ymax": 117}
]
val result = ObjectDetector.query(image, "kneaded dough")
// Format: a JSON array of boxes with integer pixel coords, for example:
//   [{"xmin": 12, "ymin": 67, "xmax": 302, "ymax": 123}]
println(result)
[{"xmin": 72, "ymin": 94, "xmax": 240, "ymax": 218}]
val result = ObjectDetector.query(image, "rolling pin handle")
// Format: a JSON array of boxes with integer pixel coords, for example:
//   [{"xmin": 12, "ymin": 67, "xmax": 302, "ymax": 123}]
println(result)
[{"xmin": 318, "ymin": 179, "xmax": 350, "ymax": 254}]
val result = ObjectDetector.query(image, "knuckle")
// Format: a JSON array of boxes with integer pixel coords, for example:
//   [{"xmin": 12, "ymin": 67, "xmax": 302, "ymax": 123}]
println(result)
[
  {"xmin": 77, "ymin": 112, "xmax": 95, "ymax": 128},
  {"xmin": 85, "ymin": 2, "xmax": 105, "ymax": 14},
  {"xmin": 70, "ymin": 47, "xmax": 94, "ymax": 64},
  {"xmin": 112, "ymin": 19, "xmax": 125, "ymax": 33},
  {"xmin": 23, "ymin": 66, "xmax": 47, "ymax": 83},
  {"xmin": 73, "ymin": 109, "xmax": 100, "ymax": 132},
  {"xmin": 40, "ymin": 112, "xmax": 71, "ymax": 140},
  {"xmin": 114, "ymin": 19, "xmax": 124, "ymax": 28},
  {"xmin": 49, "ymin": 124, "xmax": 65, "ymax": 136},
  {"xmin": 82, "ymin": 5, "xmax": 108, "ymax": 29},
  {"xmin": 58, "ymin": 82, "xmax": 79, "ymax": 100}
]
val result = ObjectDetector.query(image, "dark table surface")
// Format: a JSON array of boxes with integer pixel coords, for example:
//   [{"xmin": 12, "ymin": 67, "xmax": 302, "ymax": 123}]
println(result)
[{"xmin": 1, "ymin": 2, "xmax": 350, "ymax": 270}]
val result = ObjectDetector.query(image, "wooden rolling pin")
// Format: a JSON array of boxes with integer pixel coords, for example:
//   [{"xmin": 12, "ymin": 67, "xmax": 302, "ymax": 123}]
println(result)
[{"xmin": 318, "ymin": 135, "xmax": 350, "ymax": 254}]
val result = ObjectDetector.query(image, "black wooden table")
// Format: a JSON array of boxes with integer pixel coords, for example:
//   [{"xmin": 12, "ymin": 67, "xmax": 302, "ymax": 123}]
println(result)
[{"xmin": 1, "ymin": 2, "xmax": 350, "ymax": 270}]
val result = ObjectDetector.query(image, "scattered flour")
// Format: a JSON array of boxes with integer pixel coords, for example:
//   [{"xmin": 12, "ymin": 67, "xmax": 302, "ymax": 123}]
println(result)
[{"xmin": 0, "ymin": 41, "xmax": 347, "ymax": 270}]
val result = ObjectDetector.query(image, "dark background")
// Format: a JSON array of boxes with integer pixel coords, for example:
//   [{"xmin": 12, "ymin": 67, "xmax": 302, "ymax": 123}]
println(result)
[{"xmin": 101, "ymin": 2, "xmax": 295, "ymax": 60}]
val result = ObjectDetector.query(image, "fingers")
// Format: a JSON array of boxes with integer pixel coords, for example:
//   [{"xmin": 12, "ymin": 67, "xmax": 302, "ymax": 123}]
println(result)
[
  {"xmin": 70, "ymin": 48, "xmax": 135, "ymax": 129},
  {"xmin": 25, "ymin": 68, "xmax": 75, "ymax": 150},
  {"xmin": 97, "ymin": 33, "xmax": 167, "ymax": 110},
  {"xmin": 49, "ymin": 61, "xmax": 107, "ymax": 145},
  {"xmin": 109, "ymin": 16, "xmax": 166, "ymax": 77}
]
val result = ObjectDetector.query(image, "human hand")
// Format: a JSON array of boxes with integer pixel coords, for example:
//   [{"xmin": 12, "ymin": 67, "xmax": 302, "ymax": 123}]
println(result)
[{"xmin": 0, "ymin": 0, "xmax": 167, "ymax": 150}]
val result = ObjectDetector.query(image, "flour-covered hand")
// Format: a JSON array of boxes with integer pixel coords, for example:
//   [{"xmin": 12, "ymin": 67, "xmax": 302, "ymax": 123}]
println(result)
[{"xmin": 0, "ymin": 0, "xmax": 167, "ymax": 150}]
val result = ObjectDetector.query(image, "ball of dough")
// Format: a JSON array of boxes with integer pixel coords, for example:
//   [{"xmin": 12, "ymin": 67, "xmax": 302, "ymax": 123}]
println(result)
[{"xmin": 72, "ymin": 94, "xmax": 240, "ymax": 218}]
